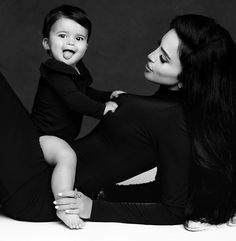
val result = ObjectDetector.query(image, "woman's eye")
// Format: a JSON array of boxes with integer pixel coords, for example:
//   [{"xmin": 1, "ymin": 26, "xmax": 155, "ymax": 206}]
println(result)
[{"xmin": 160, "ymin": 55, "xmax": 167, "ymax": 64}]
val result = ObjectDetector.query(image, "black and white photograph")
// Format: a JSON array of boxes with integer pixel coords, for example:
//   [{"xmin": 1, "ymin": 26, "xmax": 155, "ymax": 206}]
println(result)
[{"xmin": 0, "ymin": 0, "xmax": 236, "ymax": 240}]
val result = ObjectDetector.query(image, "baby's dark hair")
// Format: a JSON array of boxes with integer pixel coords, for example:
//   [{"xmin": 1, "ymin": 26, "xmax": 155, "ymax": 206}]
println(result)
[{"xmin": 42, "ymin": 4, "xmax": 92, "ymax": 40}]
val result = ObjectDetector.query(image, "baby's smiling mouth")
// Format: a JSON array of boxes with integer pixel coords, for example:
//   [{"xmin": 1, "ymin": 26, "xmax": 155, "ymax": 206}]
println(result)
[{"xmin": 63, "ymin": 49, "xmax": 75, "ymax": 60}]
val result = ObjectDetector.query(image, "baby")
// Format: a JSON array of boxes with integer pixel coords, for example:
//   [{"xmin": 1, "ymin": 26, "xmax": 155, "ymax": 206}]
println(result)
[{"xmin": 31, "ymin": 4, "xmax": 124, "ymax": 229}]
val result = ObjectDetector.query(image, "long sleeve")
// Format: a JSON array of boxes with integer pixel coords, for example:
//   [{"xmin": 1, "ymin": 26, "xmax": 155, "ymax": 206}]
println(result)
[
  {"xmin": 91, "ymin": 200, "xmax": 183, "ymax": 225},
  {"xmin": 86, "ymin": 87, "xmax": 112, "ymax": 103},
  {"xmin": 101, "ymin": 181, "xmax": 161, "ymax": 203},
  {"xmin": 45, "ymin": 73, "xmax": 106, "ymax": 119}
]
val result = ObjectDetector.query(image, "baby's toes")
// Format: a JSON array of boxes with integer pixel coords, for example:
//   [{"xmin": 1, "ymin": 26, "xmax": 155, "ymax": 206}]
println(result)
[
  {"xmin": 74, "ymin": 218, "xmax": 84, "ymax": 229},
  {"xmin": 69, "ymin": 216, "xmax": 83, "ymax": 229},
  {"xmin": 78, "ymin": 219, "xmax": 85, "ymax": 229}
]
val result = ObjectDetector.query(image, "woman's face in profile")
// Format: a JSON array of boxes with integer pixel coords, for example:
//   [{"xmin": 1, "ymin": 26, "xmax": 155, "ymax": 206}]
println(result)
[{"xmin": 144, "ymin": 29, "xmax": 182, "ymax": 90}]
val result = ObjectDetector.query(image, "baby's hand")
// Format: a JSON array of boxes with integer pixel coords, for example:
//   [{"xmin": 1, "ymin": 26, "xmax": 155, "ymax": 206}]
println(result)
[
  {"xmin": 110, "ymin": 90, "xmax": 126, "ymax": 99},
  {"xmin": 104, "ymin": 101, "xmax": 118, "ymax": 115}
]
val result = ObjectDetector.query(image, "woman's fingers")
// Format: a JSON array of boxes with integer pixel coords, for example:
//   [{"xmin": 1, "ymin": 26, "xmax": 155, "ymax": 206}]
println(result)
[
  {"xmin": 65, "ymin": 209, "xmax": 80, "ymax": 215},
  {"xmin": 55, "ymin": 203, "xmax": 78, "ymax": 211},
  {"xmin": 54, "ymin": 190, "xmax": 84, "ymax": 213},
  {"xmin": 54, "ymin": 197, "xmax": 76, "ymax": 205}
]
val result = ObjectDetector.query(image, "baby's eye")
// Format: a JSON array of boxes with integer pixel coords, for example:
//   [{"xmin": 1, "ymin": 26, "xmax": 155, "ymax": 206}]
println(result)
[
  {"xmin": 76, "ymin": 37, "xmax": 84, "ymax": 41},
  {"xmin": 58, "ymin": 34, "xmax": 66, "ymax": 38},
  {"xmin": 160, "ymin": 55, "xmax": 168, "ymax": 64}
]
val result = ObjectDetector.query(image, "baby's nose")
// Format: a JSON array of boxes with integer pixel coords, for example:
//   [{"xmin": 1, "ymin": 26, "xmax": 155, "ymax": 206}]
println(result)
[{"xmin": 67, "ymin": 37, "xmax": 75, "ymax": 45}]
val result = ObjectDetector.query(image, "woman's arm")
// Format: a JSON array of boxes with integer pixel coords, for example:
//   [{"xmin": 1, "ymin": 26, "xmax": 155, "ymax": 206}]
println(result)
[
  {"xmin": 91, "ymin": 200, "xmax": 184, "ymax": 225},
  {"xmin": 53, "ymin": 186, "xmax": 183, "ymax": 225}
]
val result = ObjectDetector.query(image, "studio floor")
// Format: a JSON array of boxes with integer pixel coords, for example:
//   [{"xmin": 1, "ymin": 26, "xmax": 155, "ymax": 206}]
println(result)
[
  {"xmin": 1, "ymin": 212, "xmax": 236, "ymax": 241},
  {"xmin": 1, "ymin": 168, "xmax": 236, "ymax": 241}
]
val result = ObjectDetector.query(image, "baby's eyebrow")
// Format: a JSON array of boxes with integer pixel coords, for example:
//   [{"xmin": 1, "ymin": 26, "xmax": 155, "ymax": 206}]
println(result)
[
  {"xmin": 56, "ymin": 30, "xmax": 68, "ymax": 34},
  {"xmin": 75, "ymin": 34, "xmax": 86, "ymax": 37}
]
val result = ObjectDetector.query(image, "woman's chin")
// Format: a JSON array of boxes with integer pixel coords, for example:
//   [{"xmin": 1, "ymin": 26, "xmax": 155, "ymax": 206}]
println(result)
[{"xmin": 144, "ymin": 74, "xmax": 160, "ymax": 85}]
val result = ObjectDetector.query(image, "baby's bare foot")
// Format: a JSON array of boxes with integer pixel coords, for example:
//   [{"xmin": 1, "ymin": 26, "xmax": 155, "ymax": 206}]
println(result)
[{"xmin": 57, "ymin": 210, "xmax": 84, "ymax": 229}]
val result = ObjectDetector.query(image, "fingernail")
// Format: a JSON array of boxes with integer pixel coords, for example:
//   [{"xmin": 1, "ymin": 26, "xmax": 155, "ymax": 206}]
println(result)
[
  {"xmin": 53, "ymin": 201, "xmax": 57, "ymax": 204},
  {"xmin": 55, "ymin": 206, "xmax": 59, "ymax": 209},
  {"xmin": 65, "ymin": 210, "xmax": 69, "ymax": 213},
  {"xmin": 58, "ymin": 193, "xmax": 62, "ymax": 196}
]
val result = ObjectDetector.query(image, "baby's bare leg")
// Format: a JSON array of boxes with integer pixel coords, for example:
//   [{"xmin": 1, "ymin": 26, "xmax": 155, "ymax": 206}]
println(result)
[{"xmin": 40, "ymin": 135, "xmax": 84, "ymax": 229}]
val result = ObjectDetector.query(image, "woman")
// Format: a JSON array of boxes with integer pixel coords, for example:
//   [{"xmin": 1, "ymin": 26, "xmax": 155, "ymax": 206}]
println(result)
[
  {"xmin": 51, "ymin": 14, "xmax": 236, "ymax": 226},
  {"xmin": 0, "ymin": 14, "xmax": 235, "ymax": 228}
]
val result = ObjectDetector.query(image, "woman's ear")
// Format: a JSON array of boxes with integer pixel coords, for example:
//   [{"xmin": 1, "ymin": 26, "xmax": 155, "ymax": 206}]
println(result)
[{"xmin": 42, "ymin": 38, "xmax": 50, "ymax": 50}]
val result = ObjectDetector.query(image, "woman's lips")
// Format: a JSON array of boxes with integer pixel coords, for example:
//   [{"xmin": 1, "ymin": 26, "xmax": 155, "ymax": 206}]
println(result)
[{"xmin": 145, "ymin": 63, "xmax": 152, "ymax": 72}]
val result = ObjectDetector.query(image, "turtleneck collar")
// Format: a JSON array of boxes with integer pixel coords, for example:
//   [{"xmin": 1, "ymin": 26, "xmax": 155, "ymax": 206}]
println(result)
[{"xmin": 154, "ymin": 85, "xmax": 183, "ymax": 101}]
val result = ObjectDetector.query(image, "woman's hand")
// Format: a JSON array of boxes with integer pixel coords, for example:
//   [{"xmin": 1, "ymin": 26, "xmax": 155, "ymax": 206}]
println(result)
[{"xmin": 53, "ymin": 189, "xmax": 93, "ymax": 219}]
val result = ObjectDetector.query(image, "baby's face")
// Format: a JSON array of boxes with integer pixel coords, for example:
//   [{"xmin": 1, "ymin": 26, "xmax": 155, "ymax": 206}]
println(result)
[{"xmin": 43, "ymin": 17, "xmax": 88, "ymax": 68}]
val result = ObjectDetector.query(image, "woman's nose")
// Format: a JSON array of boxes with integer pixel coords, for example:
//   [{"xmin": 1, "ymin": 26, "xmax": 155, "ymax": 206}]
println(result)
[{"xmin": 148, "ymin": 49, "xmax": 159, "ymax": 62}]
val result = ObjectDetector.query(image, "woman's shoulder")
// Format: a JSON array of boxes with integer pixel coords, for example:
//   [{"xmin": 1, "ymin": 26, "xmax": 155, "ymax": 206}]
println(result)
[
  {"xmin": 113, "ymin": 93, "xmax": 186, "ymax": 129},
  {"xmin": 117, "ymin": 93, "xmax": 184, "ymax": 113}
]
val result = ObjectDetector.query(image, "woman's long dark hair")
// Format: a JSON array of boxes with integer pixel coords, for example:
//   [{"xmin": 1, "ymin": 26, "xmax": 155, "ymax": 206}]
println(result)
[{"xmin": 170, "ymin": 14, "xmax": 236, "ymax": 227}]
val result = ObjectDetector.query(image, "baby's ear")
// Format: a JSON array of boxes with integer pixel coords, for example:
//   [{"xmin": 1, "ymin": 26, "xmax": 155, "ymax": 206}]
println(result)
[{"xmin": 42, "ymin": 38, "xmax": 50, "ymax": 50}]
